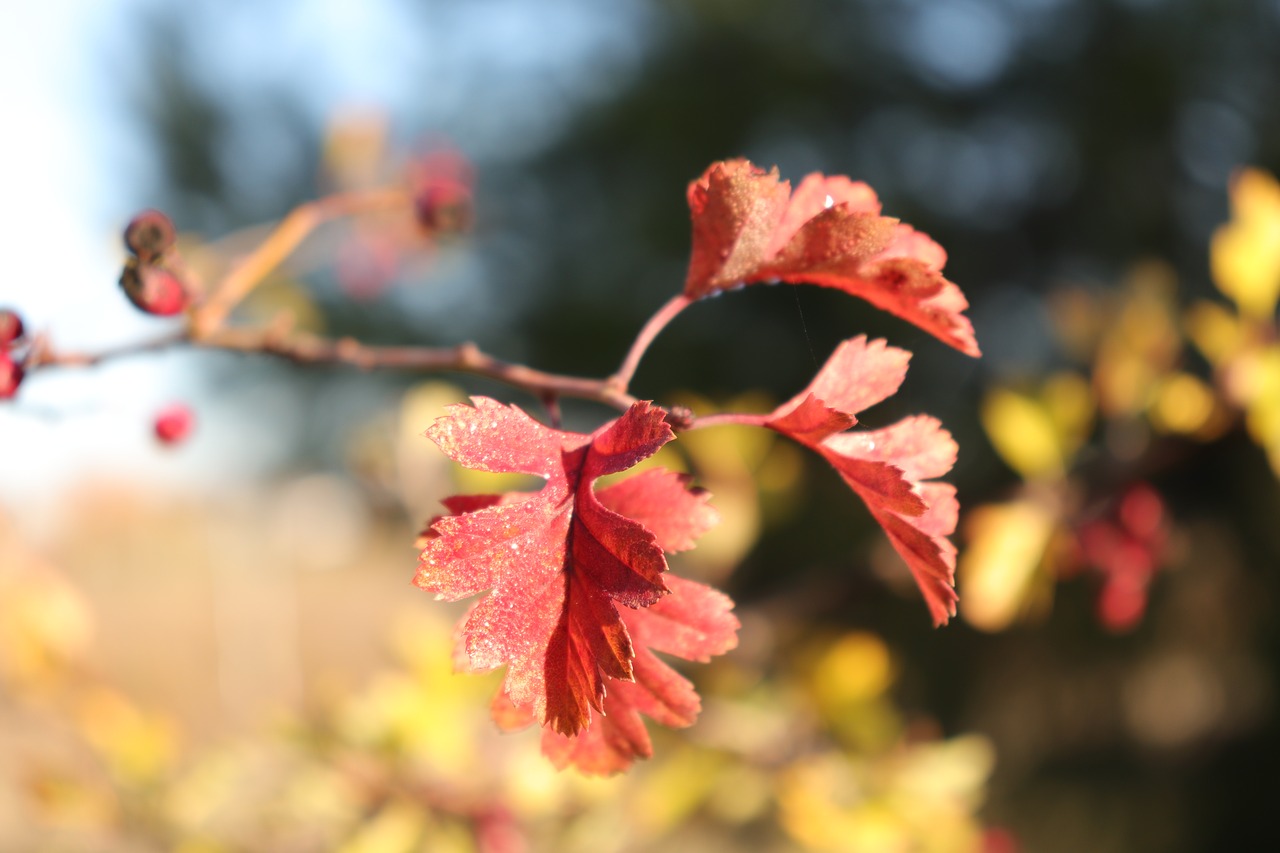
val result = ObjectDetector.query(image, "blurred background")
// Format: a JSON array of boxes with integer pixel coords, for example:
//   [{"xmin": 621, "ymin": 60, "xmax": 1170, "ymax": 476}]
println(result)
[{"xmin": 2, "ymin": 0, "xmax": 1280, "ymax": 850}]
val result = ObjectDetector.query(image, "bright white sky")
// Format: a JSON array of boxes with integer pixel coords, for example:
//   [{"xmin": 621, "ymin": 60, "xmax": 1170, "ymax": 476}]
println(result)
[{"xmin": 0, "ymin": 1, "xmax": 159, "ymax": 515}]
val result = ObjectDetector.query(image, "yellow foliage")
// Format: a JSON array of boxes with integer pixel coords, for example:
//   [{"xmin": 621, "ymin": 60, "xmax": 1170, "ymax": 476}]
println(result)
[
  {"xmin": 632, "ymin": 749, "xmax": 727, "ymax": 835},
  {"xmin": 981, "ymin": 389, "xmax": 1065, "ymax": 480},
  {"xmin": 1149, "ymin": 372, "xmax": 1218, "ymax": 436},
  {"xmin": 1040, "ymin": 372, "xmax": 1096, "ymax": 459},
  {"xmin": 959, "ymin": 500, "xmax": 1057, "ymax": 632},
  {"xmin": 337, "ymin": 799, "xmax": 431, "ymax": 853},
  {"xmin": 1092, "ymin": 262, "xmax": 1182, "ymax": 418},
  {"xmin": 0, "ymin": 566, "xmax": 92, "ymax": 692},
  {"xmin": 778, "ymin": 737, "xmax": 992, "ymax": 853},
  {"xmin": 1184, "ymin": 300, "xmax": 1246, "ymax": 368},
  {"xmin": 1211, "ymin": 168, "xmax": 1280, "ymax": 320},
  {"xmin": 808, "ymin": 632, "xmax": 903, "ymax": 751},
  {"xmin": 339, "ymin": 613, "xmax": 498, "ymax": 776},
  {"xmin": 77, "ymin": 689, "xmax": 179, "ymax": 785},
  {"xmin": 813, "ymin": 632, "xmax": 894, "ymax": 707}
]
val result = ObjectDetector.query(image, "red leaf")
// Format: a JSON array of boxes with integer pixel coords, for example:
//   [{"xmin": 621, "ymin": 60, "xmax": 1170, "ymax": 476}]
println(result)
[
  {"xmin": 484, "ymin": 467, "xmax": 736, "ymax": 774},
  {"xmin": 684, "ymin": 159, "xmax": 980, "ymax": 357},
  {"xmin": 416, "ymin": 398, "xmax": 675, "ymax": 736},
  {"xmin": 767, "ymin": 338, "xmax": 961, "ymax": 625},
  {"xmin": 596, "ymin": 469, "xmax": 719, "ymax": 553},
  {"xmin": 507, "ymin": 575, "xmax": 739, "ymax": 775}
]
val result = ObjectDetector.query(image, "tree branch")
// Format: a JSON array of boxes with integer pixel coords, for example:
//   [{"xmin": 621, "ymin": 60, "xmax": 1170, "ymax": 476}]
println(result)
[{"xmin": 29, "ymin": 325, "xmax": 639, "ymax": 412}]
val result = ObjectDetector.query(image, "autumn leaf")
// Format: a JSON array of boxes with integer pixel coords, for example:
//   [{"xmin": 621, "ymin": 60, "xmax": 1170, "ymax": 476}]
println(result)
[
  {"xmin": 416, "ymin": 397, "xmax": 678, "ymax": 736},
  {"xmin": 490, "ymin": 469, "xmax": 738, "ymax": 775},
  {"xmin": 684, "ymin": 159, "xmax": 980, "ymax": 357},
  {"xmin": 766, "ymin": 337, "xmax": 961, "ymax": 625}
]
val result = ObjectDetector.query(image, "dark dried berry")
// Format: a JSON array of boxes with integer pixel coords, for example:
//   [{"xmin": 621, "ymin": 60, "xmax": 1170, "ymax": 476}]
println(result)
[
  {"xmin": 120, "ymin": 261, "xmax": 189, "ymax": 316},
  {"xmin": 414, "ymin": 178, "xmax": 473, "ymax": 235},
  {"xmin": 0, "ymin": 309, "xmax": 23, "ymax": 347},
  {"xmin": 0, "ymin": 352, "xmax": 23, "ymax": 400},
  {"xmin": 124, "ymin": 209, "xmax": 177, "ymax": 262}
]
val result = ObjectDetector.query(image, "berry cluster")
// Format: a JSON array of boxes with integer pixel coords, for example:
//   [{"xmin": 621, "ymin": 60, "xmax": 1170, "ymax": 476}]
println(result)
[{"xmin": 119, "ymin": 210, "xmax": 190, "ymax": 316}]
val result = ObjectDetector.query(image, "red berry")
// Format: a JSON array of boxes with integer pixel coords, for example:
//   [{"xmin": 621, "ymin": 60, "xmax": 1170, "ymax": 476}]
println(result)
[
  {"xmin": 120, "ymin": 262, "xmax": 189, "ymax": 316},
  {"xmin": 413, "ymin": 177, "xmax": 473, "ymax": 235},
  {"xmin": 0, "ymin": 309, "xmax": 24, "ymax": 347},
  {"xmin": 153, "ymin": 403, "xmax": 195, "ymax": 446},
  {"xmin": 1096, "ymin": 575, "xmax": 1148, "ymax": 633},
  {"xmin": 124, "ymin": 209, "xmax": 176, "ymax": 262},
  {"xmin": 0, "ymin": 352, "xmax": 23, "ymax": 400},
  {"xmin": 1118, "ymin": 484, "xmax": 1164, "ymax": 540}
]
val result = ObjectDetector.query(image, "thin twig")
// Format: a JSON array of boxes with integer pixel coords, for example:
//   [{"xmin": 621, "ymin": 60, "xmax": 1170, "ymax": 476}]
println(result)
[
  {"xmin": 31, "ymin": 326, "xmax": 639, "ymax": 412},
  {"xmin": 608, "ymin": 293, "xmax": 692, "ymax": 394},
  {"xmin": 193, "ymin": 187, "xmax": 410, "ymax": 335},
  {"xmin": 683, "ymin": 411, "xmax": 770, "ymax": 431}
]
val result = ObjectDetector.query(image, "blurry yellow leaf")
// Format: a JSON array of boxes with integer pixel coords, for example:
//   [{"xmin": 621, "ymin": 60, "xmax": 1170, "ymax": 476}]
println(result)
[
  {"xmin": 338, "ymin": 613, "xmax": 502, "ymax": 776},
  {"xmin": 777, "ymin": 755, "xmax": 877, "ymax": 851},
  {"xmin": 959, "ymin": 501, "xmax": 1056, "ymax": 632},
  {"xmin": 678, "ymin": 392, "xmax": 778, "ymax": 472},
  {"xmin": 1093, "ymin": 262, "xmax": 1182, "ymax": 417},
  {"xmin": 78, "ymin": 689, "xmax": 179, "ymax": 785},
  {"xmin": 1149, "ymin": 373, "xmax": 1216, "ymax": 435},
  {"xmin": 0, "ymin": 564, "xmax": 93, "ymax": 691},
  {"xmin": 778, "ymin": 739, "xmax": 991, "ymax": 853},
  {"xmin": 26, "ymin": 771, "xmax": 117, "ymax": 829},
  {"xmin": 981, "ymin": 390, "xmax": 1064, "ymax": 480},
  {"xmin": 1040, "ymin": 372, "xmax": 1095, "ymax": 459},
  {"xmin": 338, "ymin": 800, "xmax": 429, "ymax": 853},
  {"xmin": 501, "ymin": 747, "xmax": 576, "ymax": 817},
  {"xmin": 674, "ymin": 398, "xmax": 791, "ymax": 573},
  {"xmin": 1211, "ymin": 168, "xmax": 1280, "ymax": 320},
  {"xmin": 279, "ymin": 766, "xmax": 363, "ymax": 835},
  {"xmin": 804, "ymin": 633, "xmax": 905, "ymax": 752},
  {"xmin": 1184, "ymin": 300, "xmax": 1245, "ymax": 367},
  {"xmin": 633, "ymin": 749, "xmax": 726, "ymax": 835},
  {"xmin": 888, "ymin": 735, "xmax": 994, "ymax": 815},
  {"xmin": 813, "ymin": 632, "xmax": 894, "ymax": 707},
  {"xmin": 706, "ymin": 765, "xmax": 772, "ymax": 824}
]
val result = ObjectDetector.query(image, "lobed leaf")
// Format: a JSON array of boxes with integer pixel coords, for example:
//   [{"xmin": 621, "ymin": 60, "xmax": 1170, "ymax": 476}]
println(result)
[
  {"xmin": 418, "ymin": 399, "xmax": 738, "ymax": 766},
  {"xmin": 767, "ymin": 339, "xmax": 962, "ymax": 625},
  {"xmin": 498, "ymin": 575, "xmax": 739, "ymax": 776},
  {"xmin": 416, "ymin": 398, "xmax": 677, "ymax": 735},
  {"xmin": 684, "ymin": 159, "xmax": 980, "ymax": 357}
]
